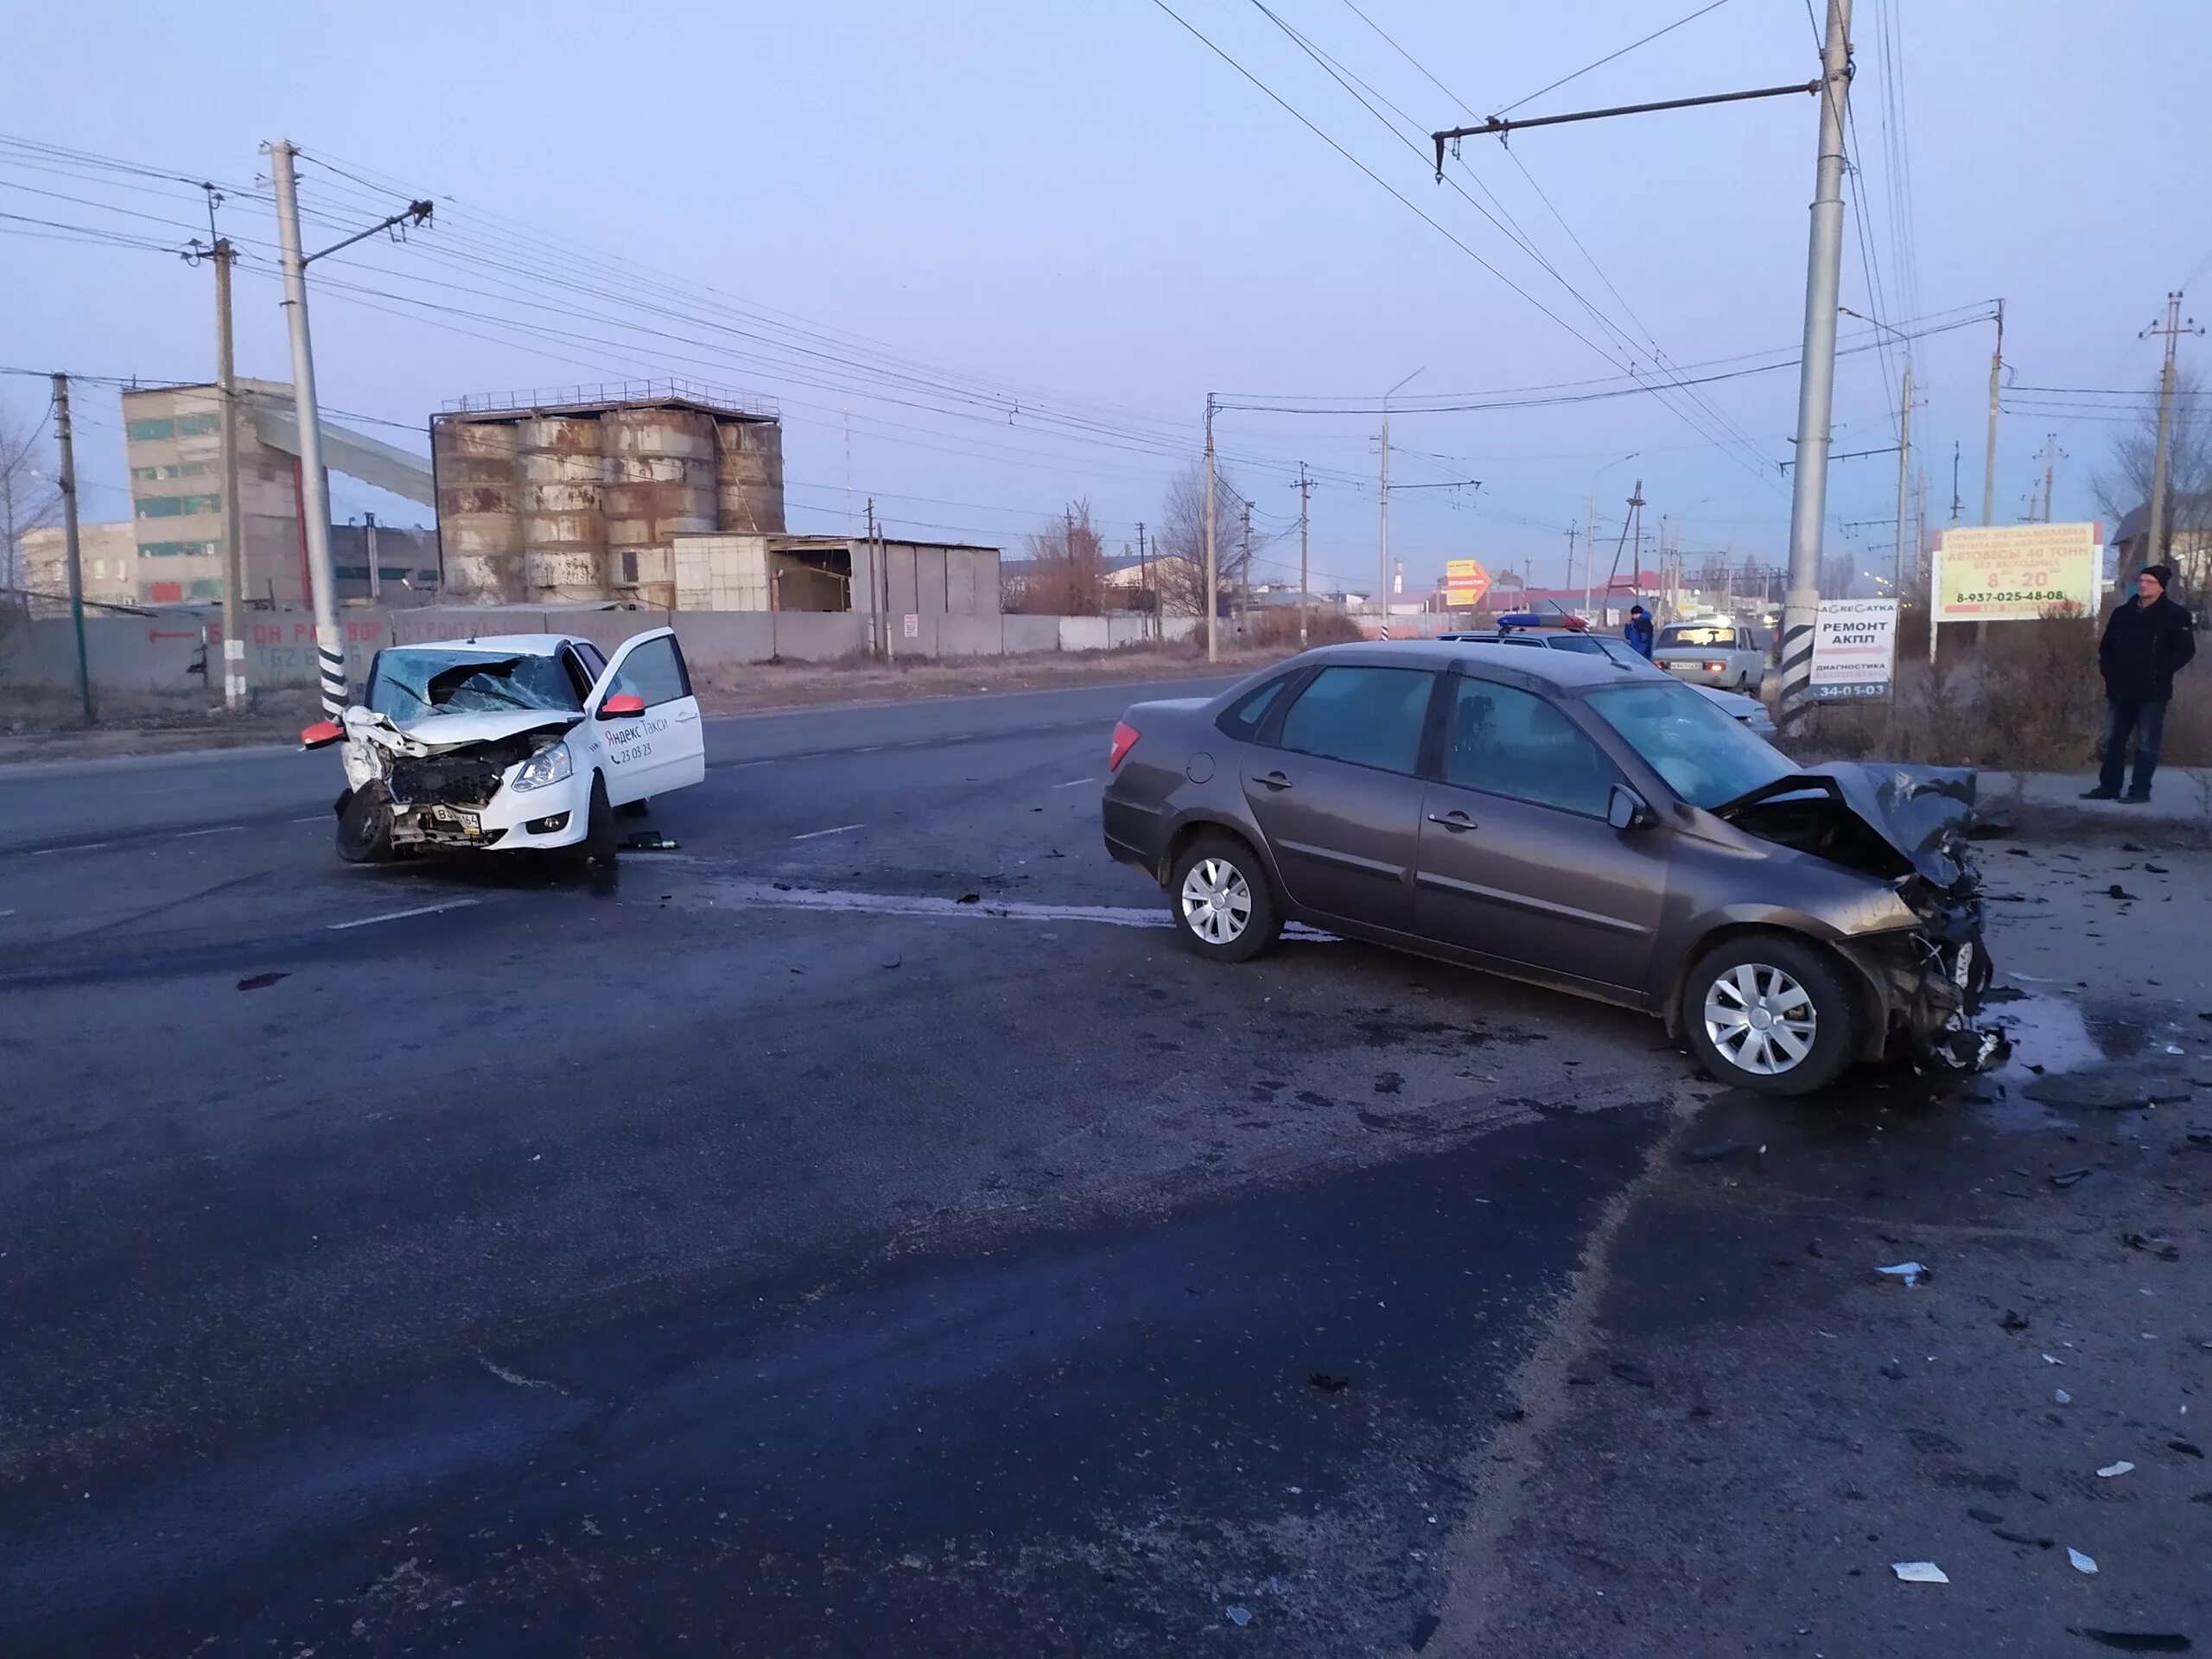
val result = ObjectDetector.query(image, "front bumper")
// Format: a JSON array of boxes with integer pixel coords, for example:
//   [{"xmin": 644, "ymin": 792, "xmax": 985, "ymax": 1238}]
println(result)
[
  {"xmin": 384, "ymin": 768, "xmax": 593, "ymax": 852},
  {"xmin": 1835, "ymin": 925, "xmax": 2004, "ymax": 1070}
]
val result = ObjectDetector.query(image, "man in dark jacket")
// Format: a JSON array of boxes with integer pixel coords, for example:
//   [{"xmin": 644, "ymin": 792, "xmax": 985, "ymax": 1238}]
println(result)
[
  {"xmin": 1624, "ymin": 604, "xmax": 1656, "ymax": 659},
  {"xmin": 2083, "ymin": 563, "xmax": 2196, "ymax": 802}
]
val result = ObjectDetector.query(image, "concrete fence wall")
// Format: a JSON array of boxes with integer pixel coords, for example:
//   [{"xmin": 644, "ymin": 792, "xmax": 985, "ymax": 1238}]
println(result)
[{"xmin": 0, "ymin": 604, "xmax": 1211, "ymax": 697}]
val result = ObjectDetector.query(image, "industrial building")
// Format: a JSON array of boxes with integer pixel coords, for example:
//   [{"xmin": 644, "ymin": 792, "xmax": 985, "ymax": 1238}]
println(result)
[
  {"xmin": 22, "ymin": 378, "xmax": 436, "ymax": 615},
  {"xmin": 671, "ymin": 532, "xmax": 1001, "ymax": 620},
  {"xmin": 431, "ymin": 382, "xmax": 787, "ymax": 608}
]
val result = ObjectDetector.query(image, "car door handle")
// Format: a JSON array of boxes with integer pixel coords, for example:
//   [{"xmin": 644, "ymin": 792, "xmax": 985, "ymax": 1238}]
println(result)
[
  {"xmin": 1426, "ymin": 810, "xmax": 1476, "ymax": 831},
  {"xmin": 1257, "ymin": 771, "xmax": 1294, "ymax": 791},
  {"xmin": 675, "ymin": 709, "xmax": 699, "ymax": 723}
]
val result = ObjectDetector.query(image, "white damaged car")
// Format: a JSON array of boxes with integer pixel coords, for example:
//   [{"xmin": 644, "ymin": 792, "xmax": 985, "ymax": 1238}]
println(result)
[{"xmin": 302, "ymin": 629, "xmax": 705, "ymax": 862}]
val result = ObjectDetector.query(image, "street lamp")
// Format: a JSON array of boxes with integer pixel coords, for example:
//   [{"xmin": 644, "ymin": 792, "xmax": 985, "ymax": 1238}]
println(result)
[{"xmin": 1380, "ymin": 368, "xmax": 1423, "ymax": 619}]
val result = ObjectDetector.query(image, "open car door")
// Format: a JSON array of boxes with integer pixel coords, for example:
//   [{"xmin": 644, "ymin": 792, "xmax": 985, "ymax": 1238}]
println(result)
[{"xmin": 584, "ymin": 628, "xmax": 705, "ymax": 805}]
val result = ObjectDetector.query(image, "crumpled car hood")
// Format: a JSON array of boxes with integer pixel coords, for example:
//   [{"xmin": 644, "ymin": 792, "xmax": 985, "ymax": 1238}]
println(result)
[
  {"xmin": 346, "ymin": 706, "xmax": 580, "ymax": 753},
  {"xmin": 1717, "ymin": 763, "xmax": 1978, "ymax": 887}
]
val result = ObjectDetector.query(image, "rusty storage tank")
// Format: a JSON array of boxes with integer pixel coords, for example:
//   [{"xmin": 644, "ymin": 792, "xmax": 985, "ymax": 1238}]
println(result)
[
  {"xmin": 714, "ymin": 416, "xmax": 786, "ymax": 535},
  {"xmin": 517, "ymin": 416, "xmax": 608, "ymax": 600},
  {"xmin": 602, "ymin": 406, "xmax": 718, "ymax": 609},
  {"xmin": 432, "ymin": 419, "xmax": 525, "ymax": 601}
]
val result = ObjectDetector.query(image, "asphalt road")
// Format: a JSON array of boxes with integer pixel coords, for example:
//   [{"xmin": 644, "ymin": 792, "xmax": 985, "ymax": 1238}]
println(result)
[{"xmin": 3, "ymin": 677, "xmax": 2207, "ymax": 1656}]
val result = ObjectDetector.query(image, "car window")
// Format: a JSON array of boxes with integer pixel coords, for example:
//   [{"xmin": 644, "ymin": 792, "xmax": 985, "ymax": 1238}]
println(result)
[
  {"xmin": 1495, "ymin": 634, "xmax": 1545, "ymax": 648},
  {"xmin": 1657, "ymin": 624, "xmax": 1738, "ymax": 649},
  {"xmin": 573, "ymin": 639, "xmax": 608, "ymax": 678},
  {"xmin": 1217, "ymin": 673, "xmax": 1294, "ymax": 741},
  {"xmin": 1544, "ymin": 634, "xmax": 1605, "ymax": 655},
  {"xmin": 1274, "ymin": 665, "xmax": 1434, "ymax": 774},
  {"xmin": 1586, "ymin": 681, "xmax": 1791, "ymax": 808},
  {"xmin": 558, "ymin": 646, "xmax": 596, "ymax": 703},
  {"xmin": 607, "ymin": 636, "xmax": 690, "ymax": 708},
  {"xmin": 1444, "ymin": 678, "xmax": 1621, "ymax": 817}
]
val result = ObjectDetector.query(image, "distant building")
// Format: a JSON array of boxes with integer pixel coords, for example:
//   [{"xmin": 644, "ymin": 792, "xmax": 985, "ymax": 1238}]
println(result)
[
  {"xmin": 21, "ymin": 521, "xmax": 140, "ymax": 616},
  {"xmin": 2109, "ymin": 493, "xmax": 2212, "ymax": 596}
]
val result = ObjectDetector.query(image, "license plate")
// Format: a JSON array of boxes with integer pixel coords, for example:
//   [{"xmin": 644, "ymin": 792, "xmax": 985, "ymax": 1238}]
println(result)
[
  {"xmin": 1666, "ymin": 661, "xmax": 1697, "ymax": 674},
  {"xmin": 432, "ymin": 806, "xmax": 481, "ymax": 836}
]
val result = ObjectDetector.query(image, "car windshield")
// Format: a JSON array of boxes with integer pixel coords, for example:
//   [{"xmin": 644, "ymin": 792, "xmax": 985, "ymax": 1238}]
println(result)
[
  {"xmin": 1585, "ymin": 681, "xmax": 1791, "ymax": 809},
  {"xmin": 371, "ymin": 649, "xmax": 581, "ymax": 719},
  {"xmin": 1656, "ymin": 624, "xmax": 1738, "ymax": 649}
]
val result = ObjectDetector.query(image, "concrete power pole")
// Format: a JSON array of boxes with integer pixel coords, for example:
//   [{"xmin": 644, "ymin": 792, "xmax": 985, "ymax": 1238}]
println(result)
[
  {"xmin": 1296, "ymin": 463, "xmax": 1312, "ymax": 650},
  {"xmin": 1204, "ymin": 393, "xmax": 1218, "ymax": 663},
  {"xmin": 1981, "ymin": 300, "xmax": 2004, "ymax": 525},
  {"xmin": 1238, "ymin": 499, "xmax": 1252, "ymax": 637},
  {"xmin": 1891, "ymin": 362, "xmax": 1911, "ymax": 596},
  {"xmin": 1778, "ymin": 0, "xmax": 1853, "ymax": 724},
  {"xmin": 213, "ymin": 238, "xmax": 248, "ymax": 711},
  {"xmin": 2143, "ymin": 291, "xmax": 2202, "ymax": 566},
  {"xmin": 1135, "ymin": 519, "xmax": 1148, "ymax": 640},
  {"xmin": 365, "ymin": 511, "xmax": 381, "ymax": 602},
  {"xmin": 1377, "ymin": 415, "xmax": 1390, "ymax": 624},
  {"xmin": 2039, "ymin": 435, "xmax": 2059, "ymax": 524},
  {"xmin": 51, "ymin": 372, "xmax": 92, "ymax": 722},
  {"xmin": 270, "ymin": 141, "xmax": 346, "ymax": 718}
]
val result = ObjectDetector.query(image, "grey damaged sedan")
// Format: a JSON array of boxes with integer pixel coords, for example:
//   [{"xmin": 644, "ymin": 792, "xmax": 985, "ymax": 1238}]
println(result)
[{"xmin": 1102, "ymin": 642, "xmax": 1995, "ymax": 1096}]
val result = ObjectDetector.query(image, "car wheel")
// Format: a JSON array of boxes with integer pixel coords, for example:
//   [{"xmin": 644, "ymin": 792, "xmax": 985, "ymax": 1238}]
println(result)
[
  {"xmin": 1682, "ymin": 935, "xmax": 1854, "ymax": 1096},
  {"xmin": 619, "ymin": 797, "xmax": 652, "ymax": 818},
  {"xmin": 334, "ymin": 783, "xmax": 395, "ymax": 863},
  {"xmin": 1169, "ymin": 833, "xmax": 1281, "ymax": 963},
  {"xmin": 575, "ymin": 774, "xmax": 618, "ymax": 865}
]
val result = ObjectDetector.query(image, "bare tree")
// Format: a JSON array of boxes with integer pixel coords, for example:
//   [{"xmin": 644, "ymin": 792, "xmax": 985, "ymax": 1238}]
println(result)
[
  {"xmin": 1152, "ymin": 464, "xmax": 1249, "ymax": 618},
  {"xmin": 2092, "ymin": 365, "xmax": 2212, "ymax": 584},
  {"xmin": 0, "ymin": 401, "xmax": 60, "ymax": 606},
  {"xmin": 1011, "ymin": 499, "xmax": 1109, "ymax": 616}
]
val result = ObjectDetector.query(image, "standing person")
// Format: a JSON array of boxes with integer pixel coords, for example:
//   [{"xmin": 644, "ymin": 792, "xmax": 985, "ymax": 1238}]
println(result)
[
  {"xmin": 2083, "ymin": 563, "xmax": 2195, "ymax": 803},
  {"xmin": 1624, "ymin": 604, "xmax": 1656, "ymax": 659}
]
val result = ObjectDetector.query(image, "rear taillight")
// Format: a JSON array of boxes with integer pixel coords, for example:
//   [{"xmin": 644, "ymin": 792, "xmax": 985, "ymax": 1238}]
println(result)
[
  {"xmin": 1704, "ymin": 660, "xmax": 1726, "ymax": 673},
  {"xmin": 1108, "ymin": 721, "xmax": 1141, "ymax": 772}
]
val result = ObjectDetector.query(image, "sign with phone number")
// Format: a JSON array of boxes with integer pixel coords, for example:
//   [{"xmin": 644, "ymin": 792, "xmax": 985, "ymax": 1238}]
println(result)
[{"xmin": 1933, "ymin": 523, "xmax": 2101, "ymax": 622}]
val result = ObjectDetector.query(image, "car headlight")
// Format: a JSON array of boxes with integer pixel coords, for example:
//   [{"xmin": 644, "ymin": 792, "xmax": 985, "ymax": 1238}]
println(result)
[{"xmin": 511, "ymin": 742, "xmax": 573, "ymax": 792}]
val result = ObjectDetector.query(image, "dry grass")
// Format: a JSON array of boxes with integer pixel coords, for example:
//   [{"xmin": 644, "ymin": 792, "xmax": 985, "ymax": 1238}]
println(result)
[{"xmin": 1793, "ymin": 615, "xmax": 2209, "ymax": 772}]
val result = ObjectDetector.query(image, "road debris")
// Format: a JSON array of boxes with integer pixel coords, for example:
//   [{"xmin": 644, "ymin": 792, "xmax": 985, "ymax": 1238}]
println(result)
[
  {"xmin": 2068, "ymin": 1547, "xmax": 2099, "ymax": 1573},
  {"xmin": 2050, "ymin": 1169, "xmax": 2094, "ymax": 1188},
  {"xmin": 1999, "ymin": 1310, "xmax": 2030, "ymax": 1332},
  {"xmin": 1877, "ymin": 1261, "xmax": 1930, "ymax": 1286},
  {"xmin": 2056, "ymin": 1389, "xmax": 2072, "ymax": 1404},
  {"xmin": 2073, "ymin": 1633, "xmax": 2192, "ymax": 1654},
  {"xmin": 2097, "ymin": 1460, "xmax": 2136, "ymax": 1478},
  {"xmin": 235, "ymin": 971, "xmax": 289, "ymax": 991},
  {"xmin": 2171, "ymin": 1440, "xmax": 2203, "ymax": 1458},
  {"xmin": 622, "ymin": 830, "xmax": 679, "ymax": 851},
  {"xmin": 1225, "ymin": 1605, "xmax": 1253, "ymax": 1627},
  {"xmin": 1891, "ymin": 1560, "xmax": 1948, "ymax": 1584},
  {"xmin": 1307, "ymin": 1372, "xmax": 1350, "ymax": 1393},
  {"xmin": 2108, "ymin": 885, "xmax": 2138, "ymax": 900}
]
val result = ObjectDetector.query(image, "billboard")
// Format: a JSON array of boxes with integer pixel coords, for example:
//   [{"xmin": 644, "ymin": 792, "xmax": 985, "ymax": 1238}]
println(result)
[
  {"xmin": 1806, "ymin": 598, "xmax": 1898, "ymax": 701},
  {"xmin": 1443, "ymin": 557, "xmax": 1491, "ymax": 608},
  {"xmin": 1932, "ymin": 523, "xmax": 2102, "ymax": 623}
]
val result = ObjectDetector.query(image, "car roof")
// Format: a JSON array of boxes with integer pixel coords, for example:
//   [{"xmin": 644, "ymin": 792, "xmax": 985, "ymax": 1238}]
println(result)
[
  {"xmin": 383, "ymin": 632, "xmax": 580, "ymax": 657},
  {"xmin": 1287, "ymin": 639, "xmax": 1637, "ymax": 689}
]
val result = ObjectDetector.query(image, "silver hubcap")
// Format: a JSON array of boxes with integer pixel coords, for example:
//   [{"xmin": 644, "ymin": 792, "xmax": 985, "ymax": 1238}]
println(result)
[
  {"xmin": 1702, "ymin": 962, "xmax": 1818, "ymax": 1076},
  {"xmin": 1180, "ymin": 857, "xmax": 1252, "ymax": 946}
]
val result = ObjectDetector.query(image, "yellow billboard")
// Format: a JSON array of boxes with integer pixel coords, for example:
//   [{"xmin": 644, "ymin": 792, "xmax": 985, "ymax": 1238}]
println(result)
[{"xmin": 1932, "ymin": 523, "xmax": 2101, "ymax": 622}]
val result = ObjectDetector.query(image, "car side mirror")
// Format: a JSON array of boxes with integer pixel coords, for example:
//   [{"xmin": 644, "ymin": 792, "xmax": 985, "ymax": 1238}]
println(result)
[
  {"xmin": 598, "ymin": 691, "xmax": 646, "ymax": 720},
  {"xmin": 300, "ymin": 719, "xmax": 345, "ymax": 751},
  {"xmin": 1606, "ymin": 784, "xmax": 1654, "ymax": 831}
]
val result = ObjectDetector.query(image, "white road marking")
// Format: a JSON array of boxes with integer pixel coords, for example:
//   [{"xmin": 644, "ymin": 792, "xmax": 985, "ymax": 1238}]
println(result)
[
  {"xmin": 719, "ymin": 880, "xmax": 1333, "ymax": 940},
  {"xmin": 480, "ymin": 1357, "xmax": 563, "ymax": 1394},
  {"xmin": 851, "ymin": 745, "xmax": 884, "ymax": 753},
  {"xmin": 1052, "ymin": 777, "xmax": 1097, "ymax": 789},
  {"xmin": 790, "ymin": 823, "xmax": 866, "ymax": 842},
  {"xmin": 289, "ymin": 814, "xmax": 326, "ymax": 823},
  {"xmin": 328, "ymin": 899, "xmax": 481, "ymax": 931},
  {"xmin": 172, "ymin": 824, "xmax": 246, "ymax": 839},
  {"xmin": 29, "ymin": 842, "xmax": 109, "ymax": 856}
]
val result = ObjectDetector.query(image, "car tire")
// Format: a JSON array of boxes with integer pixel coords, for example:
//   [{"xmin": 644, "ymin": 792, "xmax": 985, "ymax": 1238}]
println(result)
[
  {"xmin": 575, "ymin": 774, "xmax": 618, "ymax": 865},
  {"xmin": 619, "ymin": 797, "xmax": 652, "ymax": 818},
  {"xmin": 1169, "ymin": 832, "xmax": 1281, "ymax": 963},
  {"xmin": 334, "ymin": 783, "xmax": 395, "ymax": 864},
  {"xmin": 1681, "ymin": 934, "xmax": 1854, "ymax": 1096}
]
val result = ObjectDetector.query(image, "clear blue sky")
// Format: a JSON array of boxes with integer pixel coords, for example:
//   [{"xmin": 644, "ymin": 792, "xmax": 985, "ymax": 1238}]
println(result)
[{"xmin": 5, "ymin": 0, "xmax": 2206, "ymax": 599}]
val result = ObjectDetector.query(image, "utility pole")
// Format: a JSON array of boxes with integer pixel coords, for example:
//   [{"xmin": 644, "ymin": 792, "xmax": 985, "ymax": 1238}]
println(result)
[
  {"xmin": 268, "ymin": 140, "xmax": 431, "ymax": 716},
  {"xmin": 1981, "ymin": 300, "xmax": 2004, "ymax": 525},
  {"xmin": 1563, "ymin": 522, "xmax": 1579, "ymax": 597},
  {"xmin": 1891, "ymin": 361, "xmax": 1911, "ymax": 596},
  {"xmin": 1778, "ymin": 0, "xmax": 1853, "ymax": 723},
  {"xmin": 270, "ymin": 142, "xmax": 345, "ymax": 717},
  {"xmin": 212, "ymin": 237, "xmax": 247, "ymax": 710},
  {"xmin": 1135, "ymin": 519, "xmax": 1148, "ymax": 640},
  {"xmin": 1950, "ymin": 440, "xmax": 1961, "ymax": 523},
  {"xmin": 1204, "ymin": 393, "xmax": 1218, "ymax": 663},
  {"xmin": 2039, "ymin": 434, "xmax": 2058, "ymax": 524},
  {"xmin": 1295, "ymin": 464, "xmax": 1312, "ymax": 650},
  {"xmin": 51, "ymin": 372, "xmax": 92, "ymax": 722},
  {"xmin": 1377, "ymin": 416, "xmax": 1390, "ymax": 620},
  {"xmin": 2143, "ymin": 291, "xmax": 2202, "ymax": 566},
  {"xmin": 1238, "ymin": 499, "xmax": 1252, "ymax": 637},
  {"xmin": 364, "ymin": 511, "xmax": 381, "ymax": 601}
]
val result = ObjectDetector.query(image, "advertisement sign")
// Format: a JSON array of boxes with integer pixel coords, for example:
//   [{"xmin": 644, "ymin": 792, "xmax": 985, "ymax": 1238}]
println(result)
[
  {"xmin": 1806, "ymin": 598, "xmax": 1898, "ymax": 702},
  {"xmin": 1933, "ymin": 523, "xmax": 2101, "ymax": 622},
  {"xmin": 1443, "ymin": 557, "xmax": 1491, "ymax": 609}
]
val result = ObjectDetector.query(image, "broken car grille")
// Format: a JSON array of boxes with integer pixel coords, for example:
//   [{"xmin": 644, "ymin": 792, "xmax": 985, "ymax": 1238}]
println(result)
[{"xmin": 389, "ymin": 754, "xmax": 505, "ymax": 808}]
